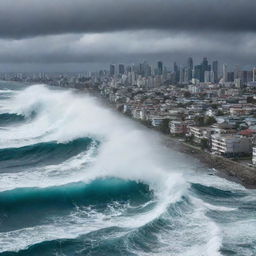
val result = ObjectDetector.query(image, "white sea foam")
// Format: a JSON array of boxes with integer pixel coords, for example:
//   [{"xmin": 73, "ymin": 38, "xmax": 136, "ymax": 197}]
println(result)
[
  {"xmin": 2, "ymin": 84, "xmax": 254, "ymax": 255},
  {"xmin": 0, "ymin": 205, "xmax": 128, "ymax": 253},
  {"xmin": 0, "ymin": 84, "xmax": 187, "ymax": 197}
]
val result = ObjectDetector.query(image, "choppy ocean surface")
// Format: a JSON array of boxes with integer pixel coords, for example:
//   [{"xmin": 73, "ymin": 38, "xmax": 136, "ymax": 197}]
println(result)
[{"xmin": 0, "ymin": 81, "xmax": 255, "ymax": 256}]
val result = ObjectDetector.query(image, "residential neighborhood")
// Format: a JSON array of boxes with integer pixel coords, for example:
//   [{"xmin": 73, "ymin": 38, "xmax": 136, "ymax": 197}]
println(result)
[{"xmin": 3, "ymin": 57, "xmax": 256, "ymax": 167}]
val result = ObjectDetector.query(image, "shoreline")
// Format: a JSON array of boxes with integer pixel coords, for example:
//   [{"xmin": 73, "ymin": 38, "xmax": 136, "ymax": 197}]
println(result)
[
  {"xmin": 161, "ymin": 134, "xmax": 256, "ymax": 189},
  {"xmin": 5, "ymin": 81, "xmax": 254, "ymax": 189},
  {"xmin": 83, "ymin": 88, "xmax": 256, "ymax": 189}
]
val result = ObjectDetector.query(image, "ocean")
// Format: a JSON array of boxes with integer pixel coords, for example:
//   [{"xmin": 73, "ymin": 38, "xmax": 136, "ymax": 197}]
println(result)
[{"xmin": 0, "ymin": 81, "xmax": 255, "ymax": 256}]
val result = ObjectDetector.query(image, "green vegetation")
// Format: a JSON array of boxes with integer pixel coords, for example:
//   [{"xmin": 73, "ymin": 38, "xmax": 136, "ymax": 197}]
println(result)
[
  {"xmin": 200, "ymin": 138, "xmax": 210, "ymax": 150},
  {"xmin": 158, "ymin": 118, "xmax": 170, "ymax": 134},
  {"xmin": 194, "ymin": 115, "xmax": 216, "ymax": 126}
]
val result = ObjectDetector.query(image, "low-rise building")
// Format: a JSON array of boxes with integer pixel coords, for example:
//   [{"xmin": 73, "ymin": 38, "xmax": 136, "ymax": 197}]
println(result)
[
  {"xmin": 211, "ymin": 134, "xmax": 252, "ymax": 156},
  {"xmin": 151, "ymin": 116, "xmax": 167, "ymax": 127},
  {"xmin": 169, "ymin": 121, "xmax": 187, "ymax": 135},
  {"xmin": 252, "ymin": 146, "xmax": 256, "ymax": 165},
  {"xmin": 187, "ymin": 126, "xmax": 205, "ymax": 144}
]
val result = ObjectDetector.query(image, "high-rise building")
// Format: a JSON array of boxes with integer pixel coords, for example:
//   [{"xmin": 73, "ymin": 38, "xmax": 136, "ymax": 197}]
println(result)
[
  {"xmin": 234, "ymin": 65, "xmax": 240, "ymax": 79},
  {"xmin": 253, "ymin": 67, "xmax": 256, "ymax": 82},
  {"xmin": 201, "ymin": 57, "xmax": 211, "ymax": 82},
  {"xmin": 126, "ymin": 65, "xmax": 132, "ymax": 73},
  {"xmin": 204, "ymin": 70, "xmax": 214, "ymax": 83},
  {"xmin": 179, "ymin": 67, "xmax": 186, "ymax": 84},
  {"xmin": 187, "ymin": 57, "xmax": 193, "ymax": 70},
  {"xmin": 110, "ymin": 64, "xmax": 115, "ymax": 76},
  {"xmin": 118, "ymin": 64, "xmax": 125, "ymax": 75},
  {"xmin": 183, "ymin": 68, "xmax": 189, "ymax": 84},
  {"xmin": 238, "ymin": 70, "xmax": 248, "ymax": 84},
  {"xmin": 140, "ymin": 61, "xmax": 148, "ymax": 77},
  {"xmin": 235, "ymin": 78, "xmax": 241, "ymax": 88},
  {"xmin": 157, "ymin": 61, "xmax": 163, "ymax": 75},
  {"xmin": 212, "ymin": 61, "xmax": 218, "ymax": 83},
  {"xmin": 247, "ymin": 70, "xmax": 253, "ymax": 83},
  {"xmin": 173, "ymin": 62, "xmax": 180, "ymax": 84},
  {"xmin": 193, "ymin": 65, "xmax": 202, "ymax": 82},
  {"xmin": 187, "ymin": 57, "xmax": 193, "ymax": 81},
  {"xmin": 223, "ymin": 64, "xmax": 228, "ymax": 83},
  {"xmin": 227, "ymin": 72, "xmax": 234, "ymax": 82}
]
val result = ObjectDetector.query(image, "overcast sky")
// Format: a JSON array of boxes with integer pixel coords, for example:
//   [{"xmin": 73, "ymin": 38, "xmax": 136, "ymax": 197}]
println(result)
[{"xmin": 0, "ymin": 0, "xmax": 255, "ymax": 71}]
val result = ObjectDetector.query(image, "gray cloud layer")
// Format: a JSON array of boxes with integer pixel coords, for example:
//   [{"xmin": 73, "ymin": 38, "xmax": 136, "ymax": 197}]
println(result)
[
  {"xmin": 0, "ymin": 0, "xmax": 255, "ymax": 70},
  {"xmin": 0, "ymin": 0, "xmax": 256, "ymax": 38},
  {"xmin": 0, "ymin": 31, "xmax": 255, "ymax": 65}
]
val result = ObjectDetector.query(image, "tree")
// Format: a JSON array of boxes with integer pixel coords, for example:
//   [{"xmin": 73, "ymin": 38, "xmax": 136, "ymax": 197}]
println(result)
[
  {"xmin": 159, "ymin": 119, "xmax": 170, "ymax": 134},
  {"xmin": 181, "ymin": 113, "xmax": 186, "ymax": 121},
  {"xmin": 140, "ymin": 119, "xmax": 151, "ymax": 127},
  {"xmin": 211, "ymin": 104, "xmax": 219, "ymax": 109},
  {"xmin": 247, "ymin": 96, "xmax": 256, "ymax": 103},
  {"xmin": 194, "ymin": 116, "xmax": 205, "ymax": 126},
  {"xmin": 186, "ymin": 134, "xmax": 194, "ymax": 143},
  {"xmin": 184, "ymin": 91, "xmax": 192, "ymax": 98},
  {"xmin": 204, "ymin": 116, "xmax": 216, "ymax": 126},
  {"xmin": 216, "ymin": 110, "xmax": 224, "ymax": 116},
  {"xmin": 200, "ymin": 138, "xmax": 209, "ymax": 150}
]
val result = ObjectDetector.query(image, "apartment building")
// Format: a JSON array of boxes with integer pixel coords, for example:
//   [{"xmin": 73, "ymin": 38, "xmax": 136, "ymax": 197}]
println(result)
[
  {"xmin": 211, "ymin": 134, "xmax": 252, "ymax": 156},
  {"xmin": 169, "ymin": 121, "xmax": 187, "ymax": 135}
]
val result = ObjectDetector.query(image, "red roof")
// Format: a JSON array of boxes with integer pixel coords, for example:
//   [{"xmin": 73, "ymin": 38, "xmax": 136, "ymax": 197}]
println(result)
[{"xmin": 239, "ymin": 129, "xmax": 256, "ymax": 136}]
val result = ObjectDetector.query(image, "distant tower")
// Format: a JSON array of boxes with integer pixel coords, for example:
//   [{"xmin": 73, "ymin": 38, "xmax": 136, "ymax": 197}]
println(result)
[
  {"xmin": 118, "ymin": 64, "xmax": 125, "ymax": 75},
  {"xmin": 187, "ymin": 57, "xmax": 193, "ymax": 81},
  {"xmin": 110, "ymin": 64, "xmax": 115, "ymax": 76},
  {"xmin": 212, "ymin": 61, "xmax": 218, "ymax": 83},
  {"xmin": 253, "ymin": 67, "xmax": 256, "ymax": 82},
  {"xmin": 187, "ymin": 57, "xmax": 193, "ymax": 70},
  {"xmin": 173, "ymin": 62, "xmax": 179, "ymax": 84},
  {"xmin": 157, "ymin": 61, "xmax": 163, "ymax": 75},
  {"xmin": 234, "ymin": 65, "xmax": 240, "ymax": 79},
  {"xmin": 174, "ymin": 62, "xmax": 178, "ymax": 73},
  {"xmin": 201, "ymin": 57, "xmax": 209, "ymax": 82},
  {"xmin": 223, "ymin": 64, "xmax": 228, "ymax": 83}
]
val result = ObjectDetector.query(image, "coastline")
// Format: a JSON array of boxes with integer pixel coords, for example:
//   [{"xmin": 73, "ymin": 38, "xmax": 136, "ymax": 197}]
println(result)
[
  {"xmin": 83, "ymin": 88, "xmax": 256, "ymax": 189},
  {"xmin": 1, "ymin": 81, "xmax": 255, "ymax": 188},
  {"xmin": 161, "ymin": 135, "xmax": 256, "ymax": 189}
]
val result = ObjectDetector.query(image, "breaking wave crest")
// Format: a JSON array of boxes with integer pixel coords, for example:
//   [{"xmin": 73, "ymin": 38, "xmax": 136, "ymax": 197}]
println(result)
[
  {"xmin": 0, "ymin": 83, "xmax": 255, "ymax": 256},
  {"xmin": 0, "ymin": 138, "xmax": 95, "ymax": 169}
]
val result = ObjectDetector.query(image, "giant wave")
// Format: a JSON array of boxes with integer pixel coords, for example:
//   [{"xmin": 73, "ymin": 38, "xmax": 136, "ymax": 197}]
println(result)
[{"xmin": 0, "ymin": 83, "xmax": 255, "ymax": 256}]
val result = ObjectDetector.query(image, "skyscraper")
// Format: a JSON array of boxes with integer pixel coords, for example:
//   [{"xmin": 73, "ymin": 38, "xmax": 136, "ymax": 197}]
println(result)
[
  {"xmin": 187, "ymin": 57, "xmax": 193, "ymax": 81},
  {"xmin": 157, "ymin": 61, "xmax": 163, "ymax": 75},
  {"xmin": 173, "ymin": 62, "xmax": 179, "ymax": 84},
  {"xmin": 227, "ymin": 72, "xmax": 235, "ymax": 82},
  {"xmin": 201, "ymin": 57, "xmax": 210, "ymax": 82},
  {"xmin": 110, "ymin": 64, "xmax": 115, "ymax": 76},
  {"xmin": 187, "ymin": 57, "xmax": 193, "ymax": 70},
  {"xmin": 204, "ymin": 70, "xmax": 214, "ymax": 83},
  {"xmin": 193, "ymin": 65, "xmax": 202, "ymax": 82},
  {"xmin": 212, "ymin": 61, "xmax": 218, "ymax": 83},
  {"xmin": 223, "ymin": 64, "xmax": 228, "ymax": 83},
  {"xmin": 118, "ymin": 64, "xmax": 125, "ymax": 75},
  {"xmin": 253, "ymin": 67, "xmax": 256, "ymax": 82}
]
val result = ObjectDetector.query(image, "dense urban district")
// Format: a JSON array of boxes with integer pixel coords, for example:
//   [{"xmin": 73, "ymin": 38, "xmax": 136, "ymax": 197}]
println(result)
[{"xmin": 3, "ymin": 57, "xmax": 256, "ymax": 170}]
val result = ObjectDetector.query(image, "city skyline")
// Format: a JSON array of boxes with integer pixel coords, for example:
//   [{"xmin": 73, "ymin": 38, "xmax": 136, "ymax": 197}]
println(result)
[{"xmin": 2, "ymin": 56, "xmax": 256, "ymax": 89}]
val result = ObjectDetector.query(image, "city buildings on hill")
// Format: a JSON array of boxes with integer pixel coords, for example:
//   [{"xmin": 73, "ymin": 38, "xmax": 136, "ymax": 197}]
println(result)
[{"xmin": 2, "ymin": 57, "xmax": 256, "ymax": 167}]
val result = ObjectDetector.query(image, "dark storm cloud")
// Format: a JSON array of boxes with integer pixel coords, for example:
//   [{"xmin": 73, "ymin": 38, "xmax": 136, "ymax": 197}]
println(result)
[
  {"xmin": 0, "ymin": 31, "xmax": 255, "ymax": 66},
  {"xmin": 0, "ymin": 0, "xmax": 255, "ymax": 70},
  {"xmin": 0, "ymin": 0, "xmax": 256, "ymax": 38}
]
